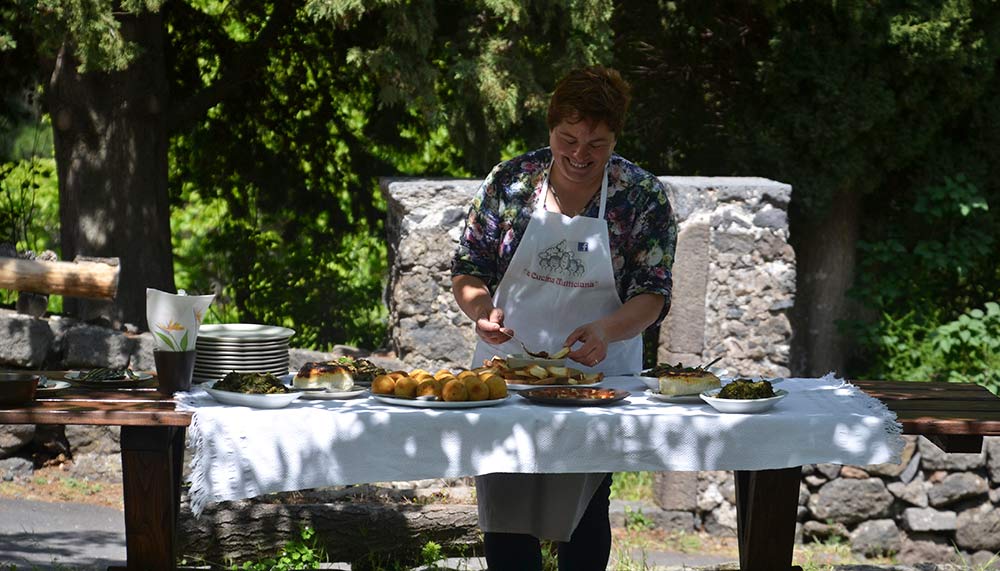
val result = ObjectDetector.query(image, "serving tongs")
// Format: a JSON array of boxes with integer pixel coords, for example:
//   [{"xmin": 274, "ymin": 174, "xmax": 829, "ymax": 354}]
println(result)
[{"xmin": 499, "ymin": 329, "xmax": 550, "ymax": 358}]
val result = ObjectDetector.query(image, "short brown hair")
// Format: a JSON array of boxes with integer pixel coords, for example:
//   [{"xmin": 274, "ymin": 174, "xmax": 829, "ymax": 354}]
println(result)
[{"xmin": 546, "ymin": 66, "xmax": 632, "ymax": 137}]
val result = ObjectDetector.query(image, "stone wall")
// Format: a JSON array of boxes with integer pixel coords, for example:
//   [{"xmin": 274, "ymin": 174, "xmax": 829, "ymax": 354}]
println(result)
[
  {"xmin": 640, "ymin": 436, "xmax": 1000, "ymax": 568},
  {"xmin": 381, "ymin": 176, "xmax": 795, "ymax": 376}
]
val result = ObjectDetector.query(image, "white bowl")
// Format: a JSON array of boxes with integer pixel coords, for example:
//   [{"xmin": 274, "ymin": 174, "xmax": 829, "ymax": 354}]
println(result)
[
  {"xmin": 700, "ymin": 388, "xmax": 788, "ymax": 414},
  {"xmin": 204, "ymin": 386, "xmax": 302, "ymax": 409}
]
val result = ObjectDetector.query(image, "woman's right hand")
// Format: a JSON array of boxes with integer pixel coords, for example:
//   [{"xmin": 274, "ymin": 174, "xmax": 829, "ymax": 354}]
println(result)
[{"xmin": 475, "ymin": 308, "xmax": 510, "ymax": 345}]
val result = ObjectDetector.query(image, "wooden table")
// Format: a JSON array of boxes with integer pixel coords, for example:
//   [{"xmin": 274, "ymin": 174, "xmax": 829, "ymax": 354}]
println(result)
[
  {"xmin": 737, "ymin": 379, "xmax": 1000, "ymax": 571},
  {"xmin": 0, "ymin": 373, "xmax": 191, "ymax": 571}
]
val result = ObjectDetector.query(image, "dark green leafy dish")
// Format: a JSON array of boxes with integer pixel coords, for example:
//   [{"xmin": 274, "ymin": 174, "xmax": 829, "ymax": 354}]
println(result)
[
  {"xmin": 717, "ymin": 378, "xmax": 775, "ymax": 400},
  {"xmin": 79, "ymin": 367, "xmax": 140, "ymax": 381},
  {"xmin": 213, "ymin": 372, "xmax": 289, "ymax": 394},
  {"xmin": 329, "ymin": 356, "xmax": 386, "ymax": 385}
]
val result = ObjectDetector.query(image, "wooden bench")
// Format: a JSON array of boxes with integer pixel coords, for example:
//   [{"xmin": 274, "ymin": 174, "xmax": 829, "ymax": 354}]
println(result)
[
  {"xmin": 737, "ymin": 379, "xmax": 1000, "ymax": 571},
  {"xmin": 0, "ymin": 376, "xmax": 191, "ymax": 571}
]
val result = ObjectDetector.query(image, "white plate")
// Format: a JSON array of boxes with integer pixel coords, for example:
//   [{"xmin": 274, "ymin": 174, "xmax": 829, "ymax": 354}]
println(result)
[
  {"xmin": 196, "ymin": 345, "xmax": 288, "ymax": 357},
  {"xmin": 644, "ymin": 389, "xmax": 705, "ymax": 404},
  {"xmin": 195, "ymin": 355, "xmax": 288, "ymax": 368},
  {"xmin": 194, "ymin": 365, "xmax": 288, "ymax": 374},
  {"xmin": 199, "ymin": 324, "xmax": 295, "ymax": 341},
  {"xmin": 296, "ymin": 388, "xmax": 368, "ymax": 400},
  {"xmin": 36, "ymin": 379, "xmax": 71, "ymax": 393},
  {"xmin": 506, "ymin": 380, "xmax": 602, "ymax": 391},
  {"xmin": 65, "ymin": 370, "xmax": 153, "ymax": 382},
  {"xmin": 636, "ymin": 376, "xmax": 661, "ymax": 390},
  {"xmin": 371, "ymin": 394, "xmax": 511, "ymax": 409},
  {"xmin": 204, "ymin": 386, "xmax": 302, "ymax": 408},
  {"xmin": 700, "ymin": 388, "xmax": 788, "ymax": 413}
]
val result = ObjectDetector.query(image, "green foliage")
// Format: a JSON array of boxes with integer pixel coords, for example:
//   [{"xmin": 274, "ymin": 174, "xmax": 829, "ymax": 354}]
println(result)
[
  {"xmin": 230, "ymin": 526, "xmax": 325, "ymax": 571},
  {"xmin": 848, "ymin": 174, "xmax": 999, "ymax": 392},
  {"xmin": 624, "ymin": 506, "xmax": 655, "ymax": 532},
  {"xmin": 420, "ymin": 540, "xmax": 443, "ymax": 568},
  {"xmin": 610, "ymin": 471, "xmax": 653, "ymax": 502}
]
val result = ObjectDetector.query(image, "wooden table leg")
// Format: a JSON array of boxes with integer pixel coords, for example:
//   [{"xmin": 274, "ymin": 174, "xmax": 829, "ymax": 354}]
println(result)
[
  {"xmin": 118, "ymin": 425, "xmax": 183, "ymax": 571},
  {"xmin": 735, "ymin": 467, "xmax": 803, "ymax": 571}
]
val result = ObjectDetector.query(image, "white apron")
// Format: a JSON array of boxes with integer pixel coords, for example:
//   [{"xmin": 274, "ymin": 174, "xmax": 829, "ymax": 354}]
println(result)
[{"xmin": 471, "ymin": 163, "xmax": 643, "ymax": 541}]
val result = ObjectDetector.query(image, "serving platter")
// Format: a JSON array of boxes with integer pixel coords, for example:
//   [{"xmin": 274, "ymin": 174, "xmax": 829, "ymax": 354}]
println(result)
[
  {"xmin": 506, "ymin": 380, "xmax": 602, "ymax": 391},
  {"xmin": 65, "ymin": 370, "xmax": 152, "ymax": 388},
  {"xmin": 517, "ymin": 387, "xmax": 630, "ymax": 407},
  {"xmin": 295, "ymin": 388, "xmax": 368, "ymax": 400},
  {"xmin": 204, "ymin": 386, "xmax": 302, "ymax": 408},
  {"xmin": 644, "ymin": 389, "xmax": 705, "ymax": 404},
  {"xmin": 370, "ymin": 394, "xmax": 510, "ymax": 409},
  {"xmin": 700, "ymin": 388, "xmax": 788, "ymax": 413},
  {"xmin": 199, "ymin": 324, "xmax": 295, "ymax": 341},
  {"xmin": 36, "ymin": 379, "xmax": 71, "ymax": 393}
]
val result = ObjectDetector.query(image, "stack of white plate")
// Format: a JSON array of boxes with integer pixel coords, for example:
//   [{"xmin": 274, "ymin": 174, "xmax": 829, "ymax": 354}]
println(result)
[{"xmin": 192, "ymin": 324, "xmax": 295, "ymax": 385}]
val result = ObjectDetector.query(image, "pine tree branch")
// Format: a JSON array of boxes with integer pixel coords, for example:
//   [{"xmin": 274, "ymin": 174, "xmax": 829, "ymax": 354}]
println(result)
[{"xmin": 166, "ymin": 1, "xmax": 297, "ymax": 134}]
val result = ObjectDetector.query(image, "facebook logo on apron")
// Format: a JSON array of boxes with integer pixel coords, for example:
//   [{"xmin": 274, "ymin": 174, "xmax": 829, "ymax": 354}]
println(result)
[{"xmin": 577, "ymin": 242, "xmax": 589, "ymax": 252}]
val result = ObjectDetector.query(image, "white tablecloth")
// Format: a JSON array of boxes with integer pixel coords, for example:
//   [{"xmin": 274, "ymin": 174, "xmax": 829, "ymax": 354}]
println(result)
[{"xmin": 178, "ymin": 374, "xmax": 903, "ymax": 516}]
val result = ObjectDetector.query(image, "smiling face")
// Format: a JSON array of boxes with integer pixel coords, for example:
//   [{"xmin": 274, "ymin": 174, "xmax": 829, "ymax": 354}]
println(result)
[{"xmin": 549, "ymin": 118, "xmax": 616, "ymax": 192}]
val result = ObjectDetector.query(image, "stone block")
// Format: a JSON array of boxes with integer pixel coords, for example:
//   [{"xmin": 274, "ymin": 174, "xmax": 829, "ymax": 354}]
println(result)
[
  {"xmin": 652, "ymin": 471, "xmax": 698, "ymax": 511},
  {"xmin": 888, "ymin": 472, "xmax": 928, "ymax": 508},
  {"xmin": 898, "ymin": 532, "xmax": 960, "ymax": 565},
  {"xmin": 902, "ymin": 507, "xmax": 957, "ymax": 532},
  {"xmin": 0, "ymin": 309, "xmax": 52, "ymax": 367},
  {"xmin": 986, "ymin": 436, "xmax": 1000, "ymax": 484},
  {"xmin": 920, "ymin": 435, "xmax": 985, "ymax": 470},
  {"xmin": 956, "ymin": 505, "xmax": 1000, "ymax": 552},
  {"xmin": 840, "ymin": 465, "xmax": 869, "ymax": 479},
  {"xmin": 849, "ymin": 519, "xmax": 901, "ymax": 557},
  {"xmin": 802, "ymin": 520, "xmax": 849, "ymax": 542},
  {"xmin": 660, "ymin": 223, "xmax": 709, "ymax": 355},
  {"xmin": 0, "ymin": 425, "xmax": 35, "ymax": 458},
  {"xmin": 815, "ymin": 463, "xmax": 842, "ymax": 479},
  {"xmin": 63, "ymin": 324, "xmax": 136, "ymax": 368},
  {"xmin": 701, "ymin": 501, "xmax": 736, "ymax": 536},
  {"xmin": 970, "ymin": 550, "xmax": 1000, "ymax": 570},
  {"xmin": 65, "ymin": 425, "xmax": 120, "ymax": 455},
  {"xmin": 697, "ymin": 482, "xmax": 724, "ymax": 511},
  {"xmin": 867, "ymin": 436, "xmax": 917, "ymax": 478},
  {"xmin": 808, "ymin": 478, "xmax": 893, "ymax": 525},
  {"xmin": 752, "ymin": 207, "xmax": 788, "ymax": 231},
  {"xmin": 0, "ymin": 456, "xmax": 33, "ymax": 481},
  {"xmin": 927, "ymin": 472, "xmax": 988, "ymax": 508}
]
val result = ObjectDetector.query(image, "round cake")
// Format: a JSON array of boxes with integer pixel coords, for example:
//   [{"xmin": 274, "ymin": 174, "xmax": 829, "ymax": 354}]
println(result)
[
  {"xmin": 656, "ymin": 368, "xmax": 721, "ymax": 396},
  {"xmin": 294, "ymin": 362, "xmax": 354, "ymax": 391}
]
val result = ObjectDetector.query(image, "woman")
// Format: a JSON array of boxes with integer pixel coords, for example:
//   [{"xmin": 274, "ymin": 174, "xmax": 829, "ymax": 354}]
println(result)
[{"xmin": 451, "ymin": 66, "xmax": 677, "ymax": 570}]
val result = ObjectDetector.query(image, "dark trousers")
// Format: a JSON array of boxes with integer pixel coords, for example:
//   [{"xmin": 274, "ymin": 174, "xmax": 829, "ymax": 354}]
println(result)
[{"xmin": 483, "ymin": 474, "xmax": 613, "ymax": 571}]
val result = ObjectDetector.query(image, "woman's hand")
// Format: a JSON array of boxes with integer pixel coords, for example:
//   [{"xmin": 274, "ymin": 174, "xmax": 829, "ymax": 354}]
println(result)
[
  {"xmin": 476, "ymin": 307, "xmax": 511, "ymax": 345},
  {"xmin": 564, "ymin": 321, "xmax": 611, "ymax": 367}
]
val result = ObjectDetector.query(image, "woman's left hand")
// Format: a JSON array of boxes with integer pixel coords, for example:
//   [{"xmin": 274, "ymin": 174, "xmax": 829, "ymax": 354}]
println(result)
[{"xmin": 564, "ymin": 321, "xmax": 610, "ymax": 367}]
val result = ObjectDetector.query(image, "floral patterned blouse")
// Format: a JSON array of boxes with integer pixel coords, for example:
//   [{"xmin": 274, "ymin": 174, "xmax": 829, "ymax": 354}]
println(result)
[{"xmin": 451, "ymin": 147, "xmax": 677, "ymax": 325}]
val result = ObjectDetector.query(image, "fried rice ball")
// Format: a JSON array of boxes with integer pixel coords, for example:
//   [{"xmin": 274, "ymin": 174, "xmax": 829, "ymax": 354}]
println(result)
[
  {"xmin": 465, "ymin": 378, "xmax": 490, "ymax": 401},
  {"xmin": 394, "ymin": 376, "xmax": 418, "ymax": 398},
  {"xmin": 457, "ymin": 370, "xmax": 479, "ymax": 381},
  {"xmin": 441, "ymin": 378, "xmax": 468, "ymax": 402},
  {"xmin": 484, "ymin": 375, "xmax": 508, "ymax": 400},
  {"xmin": 415, "ymin": 379, "xmax": 438, "ymax": 398},
  {"xmin": 371, "ymin": 375, "xmax": 397, "ymax": 395}
]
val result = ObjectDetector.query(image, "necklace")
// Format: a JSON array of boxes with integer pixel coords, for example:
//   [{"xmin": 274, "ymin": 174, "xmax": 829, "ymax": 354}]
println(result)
[{"xmin": 550, "ymin": 182, "xmax": 592, "ymax": 218}]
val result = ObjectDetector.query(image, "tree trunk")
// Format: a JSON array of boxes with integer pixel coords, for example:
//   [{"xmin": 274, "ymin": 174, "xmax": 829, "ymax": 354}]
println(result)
[
  {"xmin": 45, "ymin": 11, "xmax": 174, "ymax": 328},
  {"xmin": 180, "ymin": 498, "xmax": 481, "ymax": 567},
  {"xmin": 788, "ymin": 187, "xmax": 862, "ymax": 377}
]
